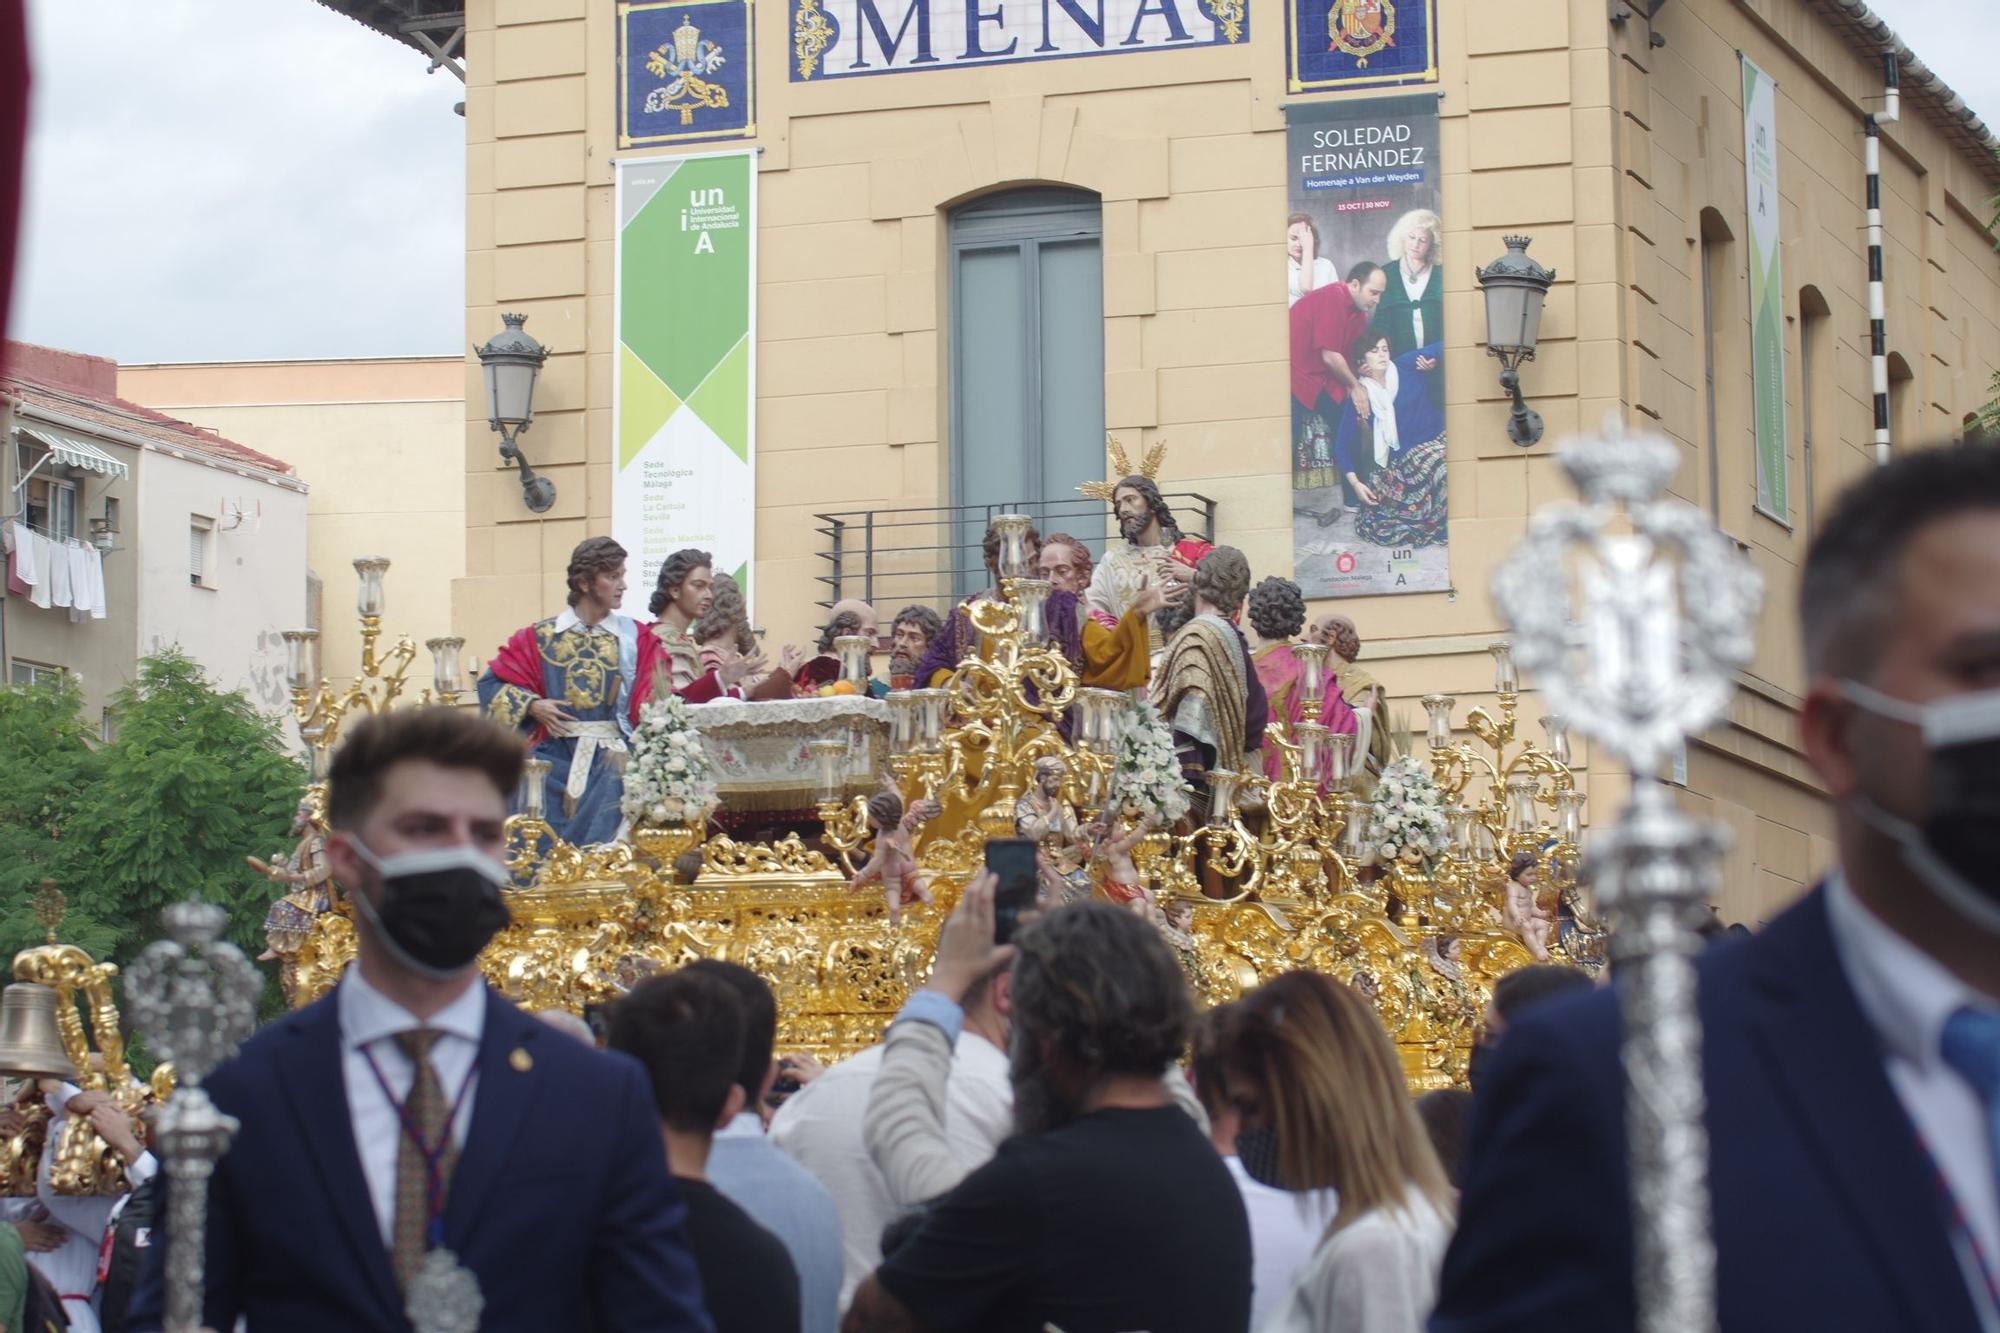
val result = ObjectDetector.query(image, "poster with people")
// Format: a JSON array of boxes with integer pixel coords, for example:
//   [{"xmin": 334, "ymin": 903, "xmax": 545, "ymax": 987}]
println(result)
[{"xmin": 1286, "ymin": 94, "xmax": 1448, "ymax": 598}]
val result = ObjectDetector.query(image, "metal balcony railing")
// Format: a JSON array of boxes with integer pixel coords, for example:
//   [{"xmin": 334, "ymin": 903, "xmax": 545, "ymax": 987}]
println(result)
[{"xmin": 813, "ymin": 492, "xmax": 1217, "ymax": 612}]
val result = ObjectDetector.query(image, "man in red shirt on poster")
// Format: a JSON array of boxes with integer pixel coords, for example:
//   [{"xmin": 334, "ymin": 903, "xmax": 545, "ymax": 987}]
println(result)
[{"xmin": 1290, "ymin": 261, "xmax": 1387, "ymax": 488}]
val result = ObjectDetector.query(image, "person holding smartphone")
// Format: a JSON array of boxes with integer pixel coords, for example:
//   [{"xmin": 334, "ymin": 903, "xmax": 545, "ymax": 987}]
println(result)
[{"xmin": 847, "ymin": 876, "xmax": 1252, "ymax": 1333}]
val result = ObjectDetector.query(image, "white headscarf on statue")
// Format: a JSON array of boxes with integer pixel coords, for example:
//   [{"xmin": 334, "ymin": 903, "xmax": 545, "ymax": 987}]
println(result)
[{"xmin": 1361, "ymin": 360, "xmax": 1400, "ymax": 469}]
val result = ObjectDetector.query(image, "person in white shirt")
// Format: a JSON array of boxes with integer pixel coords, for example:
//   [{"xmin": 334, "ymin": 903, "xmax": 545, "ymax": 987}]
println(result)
[
  {"xmin": 17, "ymin": 1083, "xmax": 156, "ymax": 1333},
  {"xmin": 770, "ymin": 972, "xmax": 1013, "ymax": 1306},
  {"xmin": 1189, "ymin": 1004, "xmax": 1337, "ymax": 1332},
  {"xmin": 1213, "ymin": 971, "xmax": 1453, "ymax": 1333}
]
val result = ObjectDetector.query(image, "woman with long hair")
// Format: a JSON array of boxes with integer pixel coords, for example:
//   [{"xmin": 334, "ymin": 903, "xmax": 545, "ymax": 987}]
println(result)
[{"xmin": 1219, "ymin": 970, "xmax": 1454, "ymax": 1332}]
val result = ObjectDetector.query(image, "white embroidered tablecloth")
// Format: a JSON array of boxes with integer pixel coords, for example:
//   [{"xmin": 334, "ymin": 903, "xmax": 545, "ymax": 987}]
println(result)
[{"xmin": 690, "ymin": 695, "xmax": 891, "ymax": 812}]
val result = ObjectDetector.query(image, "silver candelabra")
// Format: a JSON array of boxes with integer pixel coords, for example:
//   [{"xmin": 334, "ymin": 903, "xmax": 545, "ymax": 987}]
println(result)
[
  {"xmin": 1491, "ymin": 416, "xmax": 1762, "ymax": 1333},
  {"xmin": 125, "ymin": 903, "xmax": 263, "ymax": 1333}
]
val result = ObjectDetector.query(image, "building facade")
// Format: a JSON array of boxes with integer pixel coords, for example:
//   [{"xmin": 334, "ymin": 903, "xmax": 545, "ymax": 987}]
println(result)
[
  {"xmin": 119, "ymin": 356, "xmax": 465, "ymax": 689},
  {"xmin": 2, "ymin": 343, "xmax": 310, "ymax": 729},
  {"xmin": 330, "ymin": 0, "xmax": 2000, "ymax": 925}
]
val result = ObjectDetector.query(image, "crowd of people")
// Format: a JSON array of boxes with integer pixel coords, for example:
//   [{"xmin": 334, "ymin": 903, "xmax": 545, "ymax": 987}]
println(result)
[{"xmin": 72, "ymin": 435, "xmax": 2000, "ymax": 1333}]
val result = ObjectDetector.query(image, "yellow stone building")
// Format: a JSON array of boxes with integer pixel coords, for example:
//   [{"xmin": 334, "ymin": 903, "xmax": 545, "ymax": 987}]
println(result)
[{"xmin": 332, "ymin": 0, "xmax": 2000, "ymax": 926}]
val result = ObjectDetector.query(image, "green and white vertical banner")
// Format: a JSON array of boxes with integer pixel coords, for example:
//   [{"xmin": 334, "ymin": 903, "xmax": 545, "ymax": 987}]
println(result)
[
  {"xmin": 1741, "ymin": 54, "xmax": 1789, "ymax": 523},
  {"xmin": 613, "ymin": 151, "xmax": 757, "ymax": 614}
]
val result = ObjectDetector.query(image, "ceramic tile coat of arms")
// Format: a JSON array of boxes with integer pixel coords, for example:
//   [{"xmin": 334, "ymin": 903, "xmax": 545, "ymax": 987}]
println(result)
[
  {"xmin": 1286, "ymin": 0, "xmax": 1435, "ymax": 93},
  {"xmin": 621, "ymin": 0, "xmax": 757, "ymax": 147}
]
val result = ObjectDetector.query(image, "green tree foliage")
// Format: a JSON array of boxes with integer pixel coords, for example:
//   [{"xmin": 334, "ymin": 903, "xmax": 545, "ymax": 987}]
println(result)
[
  {"xmin": 0, "ymin": 678, "xmax": 119, "ymax": 961},
  {"xmin": 0, "ymin": 651, "xmax": 305, "ymax": 975}
]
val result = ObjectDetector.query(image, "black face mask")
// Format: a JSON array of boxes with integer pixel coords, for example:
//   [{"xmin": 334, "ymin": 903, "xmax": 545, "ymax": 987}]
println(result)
[
  {"xmin": 1843, "ymin": 682, "xmax": 2000, "ymax": 934},
  {"xmin": 351, "ymin": 842, "xmax": 512, "ymax": 979},
  {"xmin": 1234, "ymin": 1125, "xmax": 1282, "ymax": 1188}
]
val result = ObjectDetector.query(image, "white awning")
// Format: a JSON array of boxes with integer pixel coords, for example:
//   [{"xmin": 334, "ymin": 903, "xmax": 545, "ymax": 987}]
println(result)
[{"xmin": 20, "ymin": 425, "xmax": 130, "ymax": 481}]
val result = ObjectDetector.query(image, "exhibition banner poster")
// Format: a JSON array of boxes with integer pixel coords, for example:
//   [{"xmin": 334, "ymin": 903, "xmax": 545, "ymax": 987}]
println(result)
[
  {"xmin": 1286, "ymin": 94, "xmax": 1448, "ymax": 598},
  {"xmin": 613, "ymin": 152, "xmax": 756, "ymax": 613}
]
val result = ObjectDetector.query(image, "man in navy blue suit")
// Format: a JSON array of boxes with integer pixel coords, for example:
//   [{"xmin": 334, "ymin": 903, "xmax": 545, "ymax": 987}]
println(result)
[
  {"xmin": 129, "ymin": 706, "xmax": 713, "ymax": 1333},
  {"xmin": 1433, "ymin": 440, "xmax": 2000, "ymax": 1332}
]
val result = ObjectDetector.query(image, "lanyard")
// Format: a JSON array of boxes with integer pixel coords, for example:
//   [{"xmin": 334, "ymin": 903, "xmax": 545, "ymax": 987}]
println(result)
[
  {"xmin": 362, "ymin": 1040, "xmax": 480, "ymax": 1249},
  {"xmin": 1914, "ymin": 1128, "xmax": 2000, "ymax": 1320}
]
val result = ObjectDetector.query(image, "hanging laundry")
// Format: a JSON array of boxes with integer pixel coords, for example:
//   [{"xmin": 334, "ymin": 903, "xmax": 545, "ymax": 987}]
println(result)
[
  {"xmin": 26, "ymin": 530, "xmax": 52, "ymax": 610},
  {"xmin": 65, "ymin": 542, "xmax": 92, "ymax": 623},
  {"xmin": 83, "ymin": 544, "xmax": 106, "ymax": 620},
  {"xmin": 6, "ymin": 518, "xmax": 40, "ymax": 590},
  {"xmin": 46, "ymin": 539, "xmax": 71, "ymax": 608}
]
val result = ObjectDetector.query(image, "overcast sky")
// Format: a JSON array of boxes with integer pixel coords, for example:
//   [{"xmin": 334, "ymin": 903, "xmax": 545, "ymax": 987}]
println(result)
[{"xmin": 9, "ymin": 0, "xmax": 1998, "ymax": 364}]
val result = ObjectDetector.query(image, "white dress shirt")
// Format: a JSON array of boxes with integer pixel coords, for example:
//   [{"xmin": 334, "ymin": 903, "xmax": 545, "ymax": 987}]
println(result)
[
  {"xmin": 1258, "ymin": 1186, "xmax": 1450, "ymax": 1333},
  {"xmin": 1826, "ymin": 873, "xmax": 2000, "ymax": 1330},
  {"xmin": 337, "ymin": 967, "xmax": 485, "ymax": 1247},
  {"xmin": 1224, "ymin": 1155, "xmax": 1338, "ymax": 1333},
  {"xmin": 30, "ymin": 1084, "xmax": 158, "ymax": 1333},
  {"xmin": 770, "ymin": 1032, "xmax": 1014, "ymax": 1307}
]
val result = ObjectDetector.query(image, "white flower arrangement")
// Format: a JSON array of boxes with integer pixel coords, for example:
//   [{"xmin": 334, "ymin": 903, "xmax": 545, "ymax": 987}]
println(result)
[
  {"xmin": 1105, "ymin": 698, "xmax": 1191, "ymax": 827},
  {"xmin": 1366, "ymin": 754, "xmax": 1450, "ymax": 871},
  {"xmin": 621, "ymin": 694, "xmax": 719, "ymax": 827}
]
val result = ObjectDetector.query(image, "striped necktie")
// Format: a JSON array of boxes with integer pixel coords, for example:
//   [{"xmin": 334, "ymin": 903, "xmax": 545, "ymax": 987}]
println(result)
[{"xmin": 389, "ymin": 1028, "xmax": 460, "ymax": 1288}]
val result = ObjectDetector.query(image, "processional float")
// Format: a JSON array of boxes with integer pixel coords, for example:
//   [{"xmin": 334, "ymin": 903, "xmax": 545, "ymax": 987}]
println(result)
[{"xmin": 0, "ymin": 417, "xmax": 1754, "ymax": 1332}]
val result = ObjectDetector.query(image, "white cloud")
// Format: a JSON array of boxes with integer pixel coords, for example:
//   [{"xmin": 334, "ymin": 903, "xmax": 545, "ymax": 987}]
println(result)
[{"xmin": 14, "ymin": 0, "xmax": 464, "ymax": 362}]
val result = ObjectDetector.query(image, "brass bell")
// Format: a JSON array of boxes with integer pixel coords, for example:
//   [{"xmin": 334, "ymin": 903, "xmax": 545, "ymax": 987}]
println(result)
[{"xmin": 0, "ymin": 984, "xmax": 78, "ymax": 1081}]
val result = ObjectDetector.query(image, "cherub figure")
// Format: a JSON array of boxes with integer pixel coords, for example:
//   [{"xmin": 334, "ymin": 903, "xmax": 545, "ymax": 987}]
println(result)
[
  {"xmin": 849, "ymin": 782, "xmax": 941, "ymax": 926},
  {"xmin": 1090, "ymin": 803, "xmax": 1156, "ymax": 908}
]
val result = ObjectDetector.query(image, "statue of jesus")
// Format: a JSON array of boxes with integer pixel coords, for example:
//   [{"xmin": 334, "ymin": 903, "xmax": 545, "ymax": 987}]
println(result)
[{"xmin": 1083, "ymin": 474, "xmax": 1211, "ymax": 657}]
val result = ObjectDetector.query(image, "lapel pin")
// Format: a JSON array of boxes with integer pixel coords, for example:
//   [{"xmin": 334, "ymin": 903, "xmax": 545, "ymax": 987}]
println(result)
[{"xmin": 509, "ymin": 1048, "xmax": 533, "ymax": 1073}]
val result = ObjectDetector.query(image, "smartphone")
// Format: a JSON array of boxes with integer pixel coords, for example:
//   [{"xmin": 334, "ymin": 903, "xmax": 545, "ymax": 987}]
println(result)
[{"xmin": 984, "ymin": 837, "xmax": 1040, "ymax": 946}]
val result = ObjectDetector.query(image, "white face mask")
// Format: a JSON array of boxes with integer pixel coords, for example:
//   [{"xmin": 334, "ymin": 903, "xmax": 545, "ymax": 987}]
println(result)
[{"xmin": 1841, "ymin": 680, "xmax": 2000, "ymax": 935}]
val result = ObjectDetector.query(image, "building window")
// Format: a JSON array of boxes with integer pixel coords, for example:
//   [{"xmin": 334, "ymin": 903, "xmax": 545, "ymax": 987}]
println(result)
[
  {"xmin": 9, "ymin": 661, "xmax": 63, "ymax": 688},
  {"xmin": 1887, "ymin": 352, "xmax": 1916, "ymax": 451},
  {"xmin": 189, "ymin": 516, "xmax": 214, "ymax": 588},
  {"xmin": 101, "ymin": 496, "xmax": 120, "ymax": 538},
  {"xmin": 100, "ymin": 708, "xmax": 119, "ymax": 743},
  {"xmin": 1698, "ymin": 210, "xmax": 1736, "ymax": 524},
  {"xmin": 1797, "ymin": 287, "xmax": 1830, "ymax": 537},
  {"xmin": 948, "ymin": 187, "xmax": 1105, "ymax": 596}
]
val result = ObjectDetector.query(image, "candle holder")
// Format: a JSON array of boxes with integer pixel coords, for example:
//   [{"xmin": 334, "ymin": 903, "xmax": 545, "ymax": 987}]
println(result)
[
  {"xmin": 833, "ymin": 635, "xmax": 871, "ymax": 686},
  {"xmin": 280, "ymin": 628, "xmax": 319, "ymax": 693},
  {"xmin": 1294, "ymin": 721, "xmax": 1328, "ymax": 788},
  {"xmin": 1541, "ymin": 713, "xmax": 1572, "ymax": 765},
  {"xmin": 807, "ymin": 739, "xmax": 848, "ymax": 805},
  {"xmin": 991, "ymin": 514, "xmax": 1034, "ymax": 580},
  {"xmin": 911, "ymin": 689, "xmax": 948, "ymax": 753},
  {"xmin": 1326, "ymin": 730, "xmax": 1354, "ymax": 788},
  {"xmin": 1293, "ymin": 642, "xmax": 1330, "ymax": 722},
  {"xmin": 353, "ymin": 556, "xmax": 390, "ymax": 620},
  {"xmin": 1489, "ymin": 639, "xmax": 1519, "ymax": 696},
  {"xmin": 886, "ymin": 691, "xmax": 921, "ymax": 755},
  {"xmin": 427, "ymin": 636, "xmax": 466, "ymax": 703},
  {"xmin": 1008, "ymin": 578, "xmax": 1052, "ymax": 643},
  {"xmin": 1421, "ymin": 693, "xmax": 1455, "ymax": 750}
]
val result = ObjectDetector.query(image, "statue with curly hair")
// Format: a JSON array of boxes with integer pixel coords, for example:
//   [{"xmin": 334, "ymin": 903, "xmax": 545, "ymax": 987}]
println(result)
[
  {"xmin": 1152, "ymin": 547, "xmax": 1269, "ymax": 829},
  {"xmin": 478, "ymin": 536, "xmax": 769, "ymax": 845},
  {"xmin": 1083, "ymin": 474, "xmax": 1214, "ymax": 657},
  {"xmin": 1247, "ymin": 577, "xmax": 1357, "ymax": 786}
]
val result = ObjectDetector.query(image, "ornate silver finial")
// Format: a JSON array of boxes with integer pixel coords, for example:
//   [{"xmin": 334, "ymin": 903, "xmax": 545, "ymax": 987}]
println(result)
[
  {"xmin": 1492, "ymin": 413, "xmax": 1761, "ymax": 784},
  {"xmin": 405, "ymin": 1248, "xmax": 486, "ymax": 1333},
  {"xmin": 128, "ymin": 902, "xmax": 264, "ymax": 1333},
  {"xmin": 1490, "ymin": 413, "xmax": 1763, "ymax": 1333},
  {"xmin": 126, "ymin": 902, "xmax": 262, "ymax": 1088}
]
